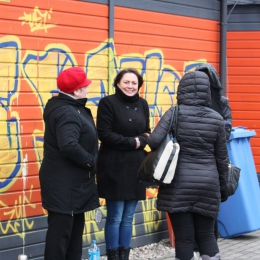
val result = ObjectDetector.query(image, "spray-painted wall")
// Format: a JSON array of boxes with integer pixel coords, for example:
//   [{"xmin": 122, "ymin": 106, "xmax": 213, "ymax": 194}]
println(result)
[
  {"xmin": 0, "ymin": 0, "xmax": 221, "ymax": 258},
  {"xmin": 227, "ymin": 4, "xmax": 260, "ymax": 173}
]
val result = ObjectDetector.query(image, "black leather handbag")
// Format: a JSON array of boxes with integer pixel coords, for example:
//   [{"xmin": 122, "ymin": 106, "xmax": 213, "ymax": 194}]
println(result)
[
  {"xmin": 137, "ymin": 106, "xmax": 179, "ymax": 186},
  {"xmin": 227, "ymin": 163, "xmax": 241, "ymax": 196}
]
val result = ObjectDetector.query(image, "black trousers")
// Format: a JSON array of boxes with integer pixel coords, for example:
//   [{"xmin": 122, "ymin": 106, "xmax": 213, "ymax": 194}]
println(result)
[
  {"xmin": 194, "ymin": 219, "xmax": 219, "ymax": 252},
  {"xmin": 44, "ymin": 211, "xmax": 85, "ymax": 260},
  {"xmin": 168, "ymin": 212, "xmax": 219, "ymax": 260}
]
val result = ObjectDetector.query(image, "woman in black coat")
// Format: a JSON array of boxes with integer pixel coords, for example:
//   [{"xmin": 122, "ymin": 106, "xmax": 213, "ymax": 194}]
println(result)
[
  {"xmin": 148, "ymin": 71, "xmax": 229, "ymax": 260},
  {"xmin": 96, "ymin": 68, "xmax": 150, "ymax": 260},
  {"xmin": 195, "ymin": 63, "xmax": 232, "ymax": 248},
  {"xmin": 39, "ymin": 67, "xmax": 100, "ymax": 260},
  {"xmin": 195, "ymin": 63, "xmax": 232, "ymax": 142}
]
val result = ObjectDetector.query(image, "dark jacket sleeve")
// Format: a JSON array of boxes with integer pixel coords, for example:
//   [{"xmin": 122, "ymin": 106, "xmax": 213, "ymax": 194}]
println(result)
[
  {"xmin": 148, "ymin": 106, "xmax": 175, "ymax": 151},
  {"xmin": 55, "ymin": 107, "xmax": 96, "ymax": 170},
  {"xmin": 137, "ymin": 99, "xmax": 151, "ymax": 149},
  {"xmin": 143, "ymin": 99, "xmax": 151, "ymax": 134},
  {"xmin": 215, "ymin": 122, "xmax": 229, "ymax": 201},
  {"xmin": 220, "ymin": 96, "xmax": 232, "ymax": 141}
]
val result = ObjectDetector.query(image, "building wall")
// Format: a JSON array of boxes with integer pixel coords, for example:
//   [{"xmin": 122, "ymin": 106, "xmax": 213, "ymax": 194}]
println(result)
[
  {"xmin": 227, "ymin": 4, "xmax": 260, "ymax": 173},
  {"xmin": 0, "ymin": 0, "xmax": 220, "ymax": 259}
]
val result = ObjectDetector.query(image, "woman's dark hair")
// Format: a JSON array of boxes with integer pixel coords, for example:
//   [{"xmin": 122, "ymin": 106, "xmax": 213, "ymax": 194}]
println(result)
[{"xmin": 113, "ymin": 68, "xmax": 144, "ymax": 89}]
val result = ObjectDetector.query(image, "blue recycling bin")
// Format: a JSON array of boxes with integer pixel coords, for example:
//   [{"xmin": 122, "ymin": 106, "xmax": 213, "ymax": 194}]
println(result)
[{"xmin": 217, "ymin": 127, "xmax": 260, "ymax": 238}]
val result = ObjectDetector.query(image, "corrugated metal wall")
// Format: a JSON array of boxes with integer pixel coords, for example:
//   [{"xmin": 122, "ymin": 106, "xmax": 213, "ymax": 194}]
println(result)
[
  {"xmin": 227, "ymin": 4, "xmax": 260, "ymax": 173},
  {"xmin": 0, "ymin": 0, "xmax": 221, "ymax": 259}
]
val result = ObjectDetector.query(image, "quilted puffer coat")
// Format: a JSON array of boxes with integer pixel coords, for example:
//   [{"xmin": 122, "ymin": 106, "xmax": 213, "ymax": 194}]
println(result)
[{"xmin": 148, "ymin": 71, "xmax": 229, "ymax": 219}]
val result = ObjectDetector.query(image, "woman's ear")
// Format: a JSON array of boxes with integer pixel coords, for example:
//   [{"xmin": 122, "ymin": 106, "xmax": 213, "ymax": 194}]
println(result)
[{"xmin": 73, "ymin": 88, "xmax": 81, "ymax": 97}]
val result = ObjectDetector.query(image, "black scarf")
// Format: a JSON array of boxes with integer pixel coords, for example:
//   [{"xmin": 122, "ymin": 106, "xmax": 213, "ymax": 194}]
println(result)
[{"xmin": 115, "ymin": 87, "xmax": 139, "ymax": 103}]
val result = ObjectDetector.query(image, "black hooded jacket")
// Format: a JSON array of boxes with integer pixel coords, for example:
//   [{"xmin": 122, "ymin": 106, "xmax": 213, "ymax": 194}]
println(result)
[
  {"xmin": 39, "ymin": 93, "xmax": 100, "ymax": 215},
  {"xmin": 148, "ymin": 71, "xmax": 229, "ymax": 219},
  {"xmin": 195, "ymin": 63, "xmax": 232, "ymax": 141}
]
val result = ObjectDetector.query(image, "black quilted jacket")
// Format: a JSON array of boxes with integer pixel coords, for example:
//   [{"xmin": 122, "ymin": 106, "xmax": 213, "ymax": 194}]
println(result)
[{"xmin": 148, "ymin": 71, "xmax": 229, "ymax": 219}]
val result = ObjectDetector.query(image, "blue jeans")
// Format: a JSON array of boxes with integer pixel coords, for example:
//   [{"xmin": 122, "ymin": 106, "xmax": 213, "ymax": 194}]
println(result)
[{"xmin": 105, "ymin": 199, "xmax": 138, "ymax": 249}]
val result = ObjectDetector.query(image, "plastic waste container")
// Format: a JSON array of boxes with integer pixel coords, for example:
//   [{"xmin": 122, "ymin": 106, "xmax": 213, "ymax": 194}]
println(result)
[{"xmin": 217, "ymin": 127, "xmax": 260, "ymax": 238}]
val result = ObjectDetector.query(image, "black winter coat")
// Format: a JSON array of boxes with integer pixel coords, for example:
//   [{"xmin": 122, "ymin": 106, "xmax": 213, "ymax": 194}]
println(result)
[
  {"xmin": 96, "ymin": 89, "xmax": 150, "ymax": 200},
  {"xmin": 148, "ymin": 71, "xmax": 229, "ymax": 219},
  {"xmin": 39, "ymin": 93, "xmax": 100, "ymax": 215}
]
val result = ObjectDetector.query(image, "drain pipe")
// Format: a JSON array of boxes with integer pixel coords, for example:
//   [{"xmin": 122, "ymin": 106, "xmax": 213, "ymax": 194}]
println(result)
[
  {"xmin": 108, "ymin": 0, "xmax": 114, "ymax": 95},
  {"xmin": 220, "ymin": 0, "xmax": 227, "ymax": 96}
]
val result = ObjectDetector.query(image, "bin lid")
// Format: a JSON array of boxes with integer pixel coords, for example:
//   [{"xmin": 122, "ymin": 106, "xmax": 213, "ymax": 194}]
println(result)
[{"xmin": 229, "ymin": 126, "xmax": 256, "ymax": 140}]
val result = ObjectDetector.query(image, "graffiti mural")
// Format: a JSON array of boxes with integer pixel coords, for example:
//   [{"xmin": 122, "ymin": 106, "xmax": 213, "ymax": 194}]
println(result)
[{"xmin": 0, "ymin": 33, "xmax": 205, "ymax": 234}]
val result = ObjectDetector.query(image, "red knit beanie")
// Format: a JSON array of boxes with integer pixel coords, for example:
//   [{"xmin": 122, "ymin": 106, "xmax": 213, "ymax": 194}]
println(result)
[{"xmin": 57, "ymin": 67, "xmax": 92, "ymax": 93}]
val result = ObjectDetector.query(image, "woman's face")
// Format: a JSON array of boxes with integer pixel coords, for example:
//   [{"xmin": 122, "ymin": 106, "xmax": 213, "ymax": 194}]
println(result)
[
  {"xmin": 117, "ymin": 73, "xmax": 138, "ymax": 96},
  {"xmin": 74, "ymin": 86, "xmax": 89, "ymax": 99}
]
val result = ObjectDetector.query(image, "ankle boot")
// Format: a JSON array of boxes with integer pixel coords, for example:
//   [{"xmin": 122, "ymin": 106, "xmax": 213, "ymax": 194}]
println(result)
[
  {"xmin": 106, "ymin": 248, "xmax": 119, "ymax": 260},
  {"xmin": 119, "ymin": 247, "xmax": 131, "ymax": 260},
  {"xmin": 201, "ymin": 253, "xmax": 221, "ymax": 260}
]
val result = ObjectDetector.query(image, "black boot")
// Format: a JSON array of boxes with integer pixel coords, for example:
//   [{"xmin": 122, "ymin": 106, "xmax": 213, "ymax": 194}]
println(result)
[
  {"xmin": 106, "ymin": 248, "xmax": 119, "ymax": 260},
  {"xmin": 119, "ymin": 247, "xmax": 131, "ymax": 260},
  {"xmin": 201, "ymin": 253, "xmax": 221, "ymax": 260}
]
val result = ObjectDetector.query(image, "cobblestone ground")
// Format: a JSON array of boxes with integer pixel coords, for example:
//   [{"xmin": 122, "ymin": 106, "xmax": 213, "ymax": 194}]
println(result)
[
  {"xmin": 100, "ymin": 239, "xmax": 175, "ymax": 260},
  {"xmin": 97, "ymin": 230, "xmax": 260, "ymax": 259}
]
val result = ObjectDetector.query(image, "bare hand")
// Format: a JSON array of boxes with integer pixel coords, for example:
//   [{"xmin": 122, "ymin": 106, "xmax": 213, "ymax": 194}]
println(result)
[{"xmin": 135, "ymin": 137, "xmax": 140, "ymax": 149}]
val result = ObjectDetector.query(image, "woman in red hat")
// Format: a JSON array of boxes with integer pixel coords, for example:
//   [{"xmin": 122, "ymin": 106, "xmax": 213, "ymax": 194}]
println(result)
[{"xmin": 39, "ymin": 67, "xmax": 100, "ymax": 260}]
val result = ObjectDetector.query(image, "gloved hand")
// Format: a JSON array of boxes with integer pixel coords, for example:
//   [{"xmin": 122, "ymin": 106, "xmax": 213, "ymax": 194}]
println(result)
[
  {"xmin": 221, "ymin": 196, "xmax": 228, "ymax": 202},
  {"xmin": 224, "ymin": 120, "xmax": 232, "ymax": 141},
  {"xmin": 221, "ymin": 188, "xmax": 229, "ymax": 202}
]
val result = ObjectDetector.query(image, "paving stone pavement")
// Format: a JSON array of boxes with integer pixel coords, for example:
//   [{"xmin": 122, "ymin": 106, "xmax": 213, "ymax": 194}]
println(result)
[
  {"xmin": 217, "ymin": 229, "xmax": 260, "ymax": 259},
  {"xmin": 163, "ymin": 229, "xmax": 260, "ymax": 259}
]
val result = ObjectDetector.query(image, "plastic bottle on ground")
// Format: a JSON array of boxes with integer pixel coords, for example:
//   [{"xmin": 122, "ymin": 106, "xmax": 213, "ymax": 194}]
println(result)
[{"xmin": 88, "ymin": 240, "xmax": 100, "ymax": 260}]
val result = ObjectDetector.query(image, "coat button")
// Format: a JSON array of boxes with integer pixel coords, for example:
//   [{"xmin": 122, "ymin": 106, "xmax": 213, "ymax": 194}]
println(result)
[
  {"xmin": 129, "ymin": 118, "xmax": 132, "ymax": 122},
  {"xmin": 134, "ymin": 107, "xmax": 137, "ymax": 110},
  {"xmin": 126, "ymin": 106, "xmax": 129, "ymax": 109}
]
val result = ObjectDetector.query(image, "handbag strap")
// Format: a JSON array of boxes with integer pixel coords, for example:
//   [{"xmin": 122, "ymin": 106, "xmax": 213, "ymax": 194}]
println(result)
[
  {"xmin": 167, "ymin": 106, "xmax": 175, "ymax": 133},
  {"xmin": 174, "ymin": 105, "xmax": 178, "ymax": 139},
  {"xmin": 168, "ymin": 105, "xmax": 178, "ymax": 139},
  {"xmin": 168, "ymin": 106, "xmax": 178, "ymax": 134}
]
